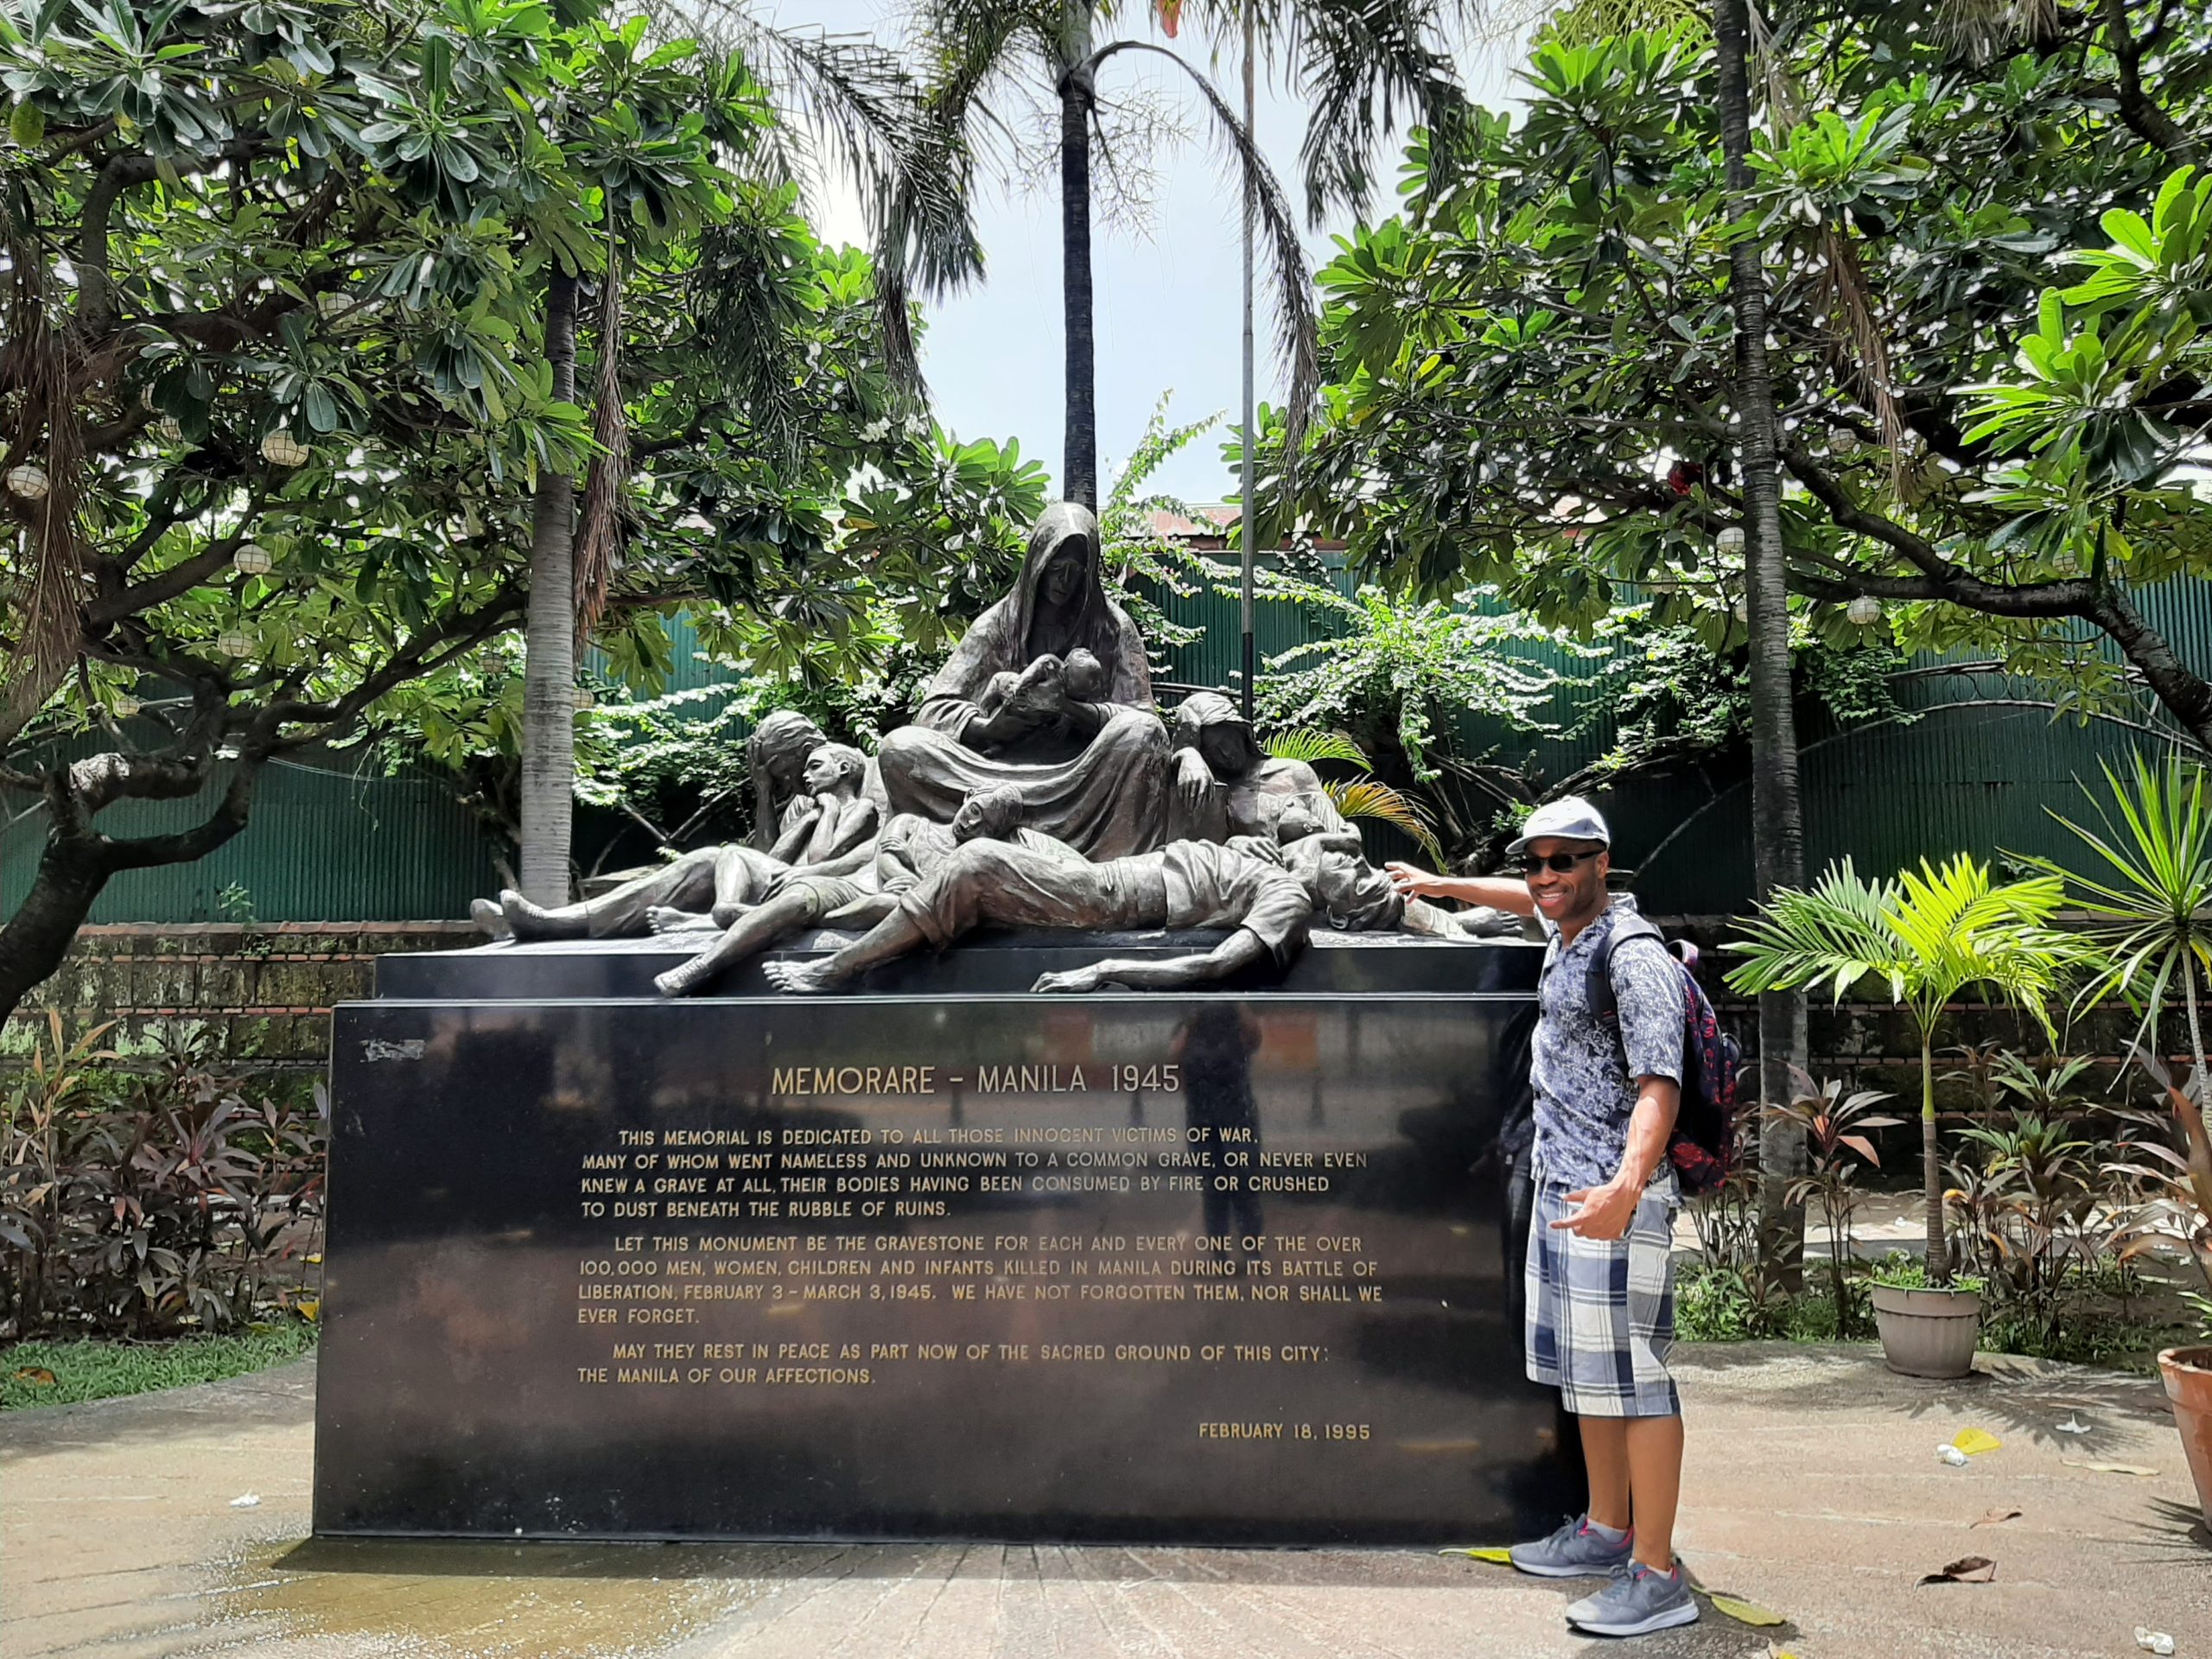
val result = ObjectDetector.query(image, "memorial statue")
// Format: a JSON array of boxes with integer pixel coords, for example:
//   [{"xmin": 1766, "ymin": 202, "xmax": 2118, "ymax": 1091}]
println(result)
[
  {"xmin": 1165, "ymin": 690, "xmax": 1351, "ymax": 844},
  {"xmin": 651, "ymin": 785, "xmax": 1035, "ymax": 996},
  {"xmin": 488, "ymin": 743, "xmax": 877, "ymax": 941},
  {"xmin": 762, "ymin": 810, "xmax": 1406, "ymax": 996},
  {"xmin": 874, "ymin": 502, "xmax": 1171, "ymax": 859}
]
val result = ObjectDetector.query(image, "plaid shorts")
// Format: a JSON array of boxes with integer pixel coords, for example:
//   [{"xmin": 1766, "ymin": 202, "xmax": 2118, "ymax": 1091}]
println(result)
[{"xmin": 1524, "ymin": 1170, "xmax": 1681, "ymax": 1418}]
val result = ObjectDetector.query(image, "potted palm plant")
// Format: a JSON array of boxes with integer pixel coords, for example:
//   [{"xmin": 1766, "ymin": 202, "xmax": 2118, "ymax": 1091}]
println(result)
[
  {"xmin": 2035, "ymin": 753, "xmax": 2212, "ymax": 1524},
  {"xmin": 1726, "ymin": 855, "xmax": 2091, "ymax": 1378}
]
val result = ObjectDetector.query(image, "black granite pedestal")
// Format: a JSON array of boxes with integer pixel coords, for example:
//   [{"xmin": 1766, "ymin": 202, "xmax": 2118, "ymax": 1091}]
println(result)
[{"xmin": 315, "ymin": 933, "xmax": 1577, "ymax": 1545}]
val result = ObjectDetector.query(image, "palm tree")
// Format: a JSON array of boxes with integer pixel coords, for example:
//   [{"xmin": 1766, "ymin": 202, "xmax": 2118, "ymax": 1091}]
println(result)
[
  {"xmin": 2035, "ymin": 753, "xmax": 2212, "ymax": 1121},
  {"xmin": 901, "ymin": 0, "xmax": 1474, "ymax": 509},
  {"xmin": 1710, "ymin": 0, "xmax": 1809, "ymax": 1264},
  {"xmin": 1726, "ymin": 855, "xmax": 2094, "ymax": 1284},
  {"xmin": 514, "ymin": 9, "xmax": 983, "ymax": 902}
]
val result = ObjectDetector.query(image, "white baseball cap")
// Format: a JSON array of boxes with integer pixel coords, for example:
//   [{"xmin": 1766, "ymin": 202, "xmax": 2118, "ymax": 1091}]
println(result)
[{"xmin": 1504, "ymin": 796, "xmax": 1611, "ymax": 857}]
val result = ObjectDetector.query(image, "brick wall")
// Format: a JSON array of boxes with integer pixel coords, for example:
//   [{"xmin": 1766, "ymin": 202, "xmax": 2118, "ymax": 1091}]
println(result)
[{"xmin": 5, "ymin": 921, "xmax": 480, "ymax": 1071}]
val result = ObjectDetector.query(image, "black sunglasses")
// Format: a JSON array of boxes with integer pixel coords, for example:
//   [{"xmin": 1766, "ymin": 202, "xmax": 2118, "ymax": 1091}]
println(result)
[{"xmin": 1516, "ymin": 849, "xmax": 1605, "ymax": 875}]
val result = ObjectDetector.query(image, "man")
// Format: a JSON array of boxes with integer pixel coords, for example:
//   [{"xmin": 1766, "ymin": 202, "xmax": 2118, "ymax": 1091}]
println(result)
[
  {"xmin": 1386, "ymin": 797, "xmax": 1695, "ymax": 1639},
  {"xmin": 651, "ymin": 786, "xmax": 1029, "ymax": 996}
]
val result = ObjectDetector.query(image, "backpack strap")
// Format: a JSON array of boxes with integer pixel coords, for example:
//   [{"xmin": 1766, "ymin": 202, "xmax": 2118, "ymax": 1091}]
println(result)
[{"xmin": 1585, "ymin": 913, "xmax": 1671, "ymax": 1023}]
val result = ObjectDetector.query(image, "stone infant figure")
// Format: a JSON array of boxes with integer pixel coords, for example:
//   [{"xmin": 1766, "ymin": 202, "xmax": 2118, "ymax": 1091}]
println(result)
[{"xmin": 972, "ymin": 647, "xmax": 1107, "ymax": 747}]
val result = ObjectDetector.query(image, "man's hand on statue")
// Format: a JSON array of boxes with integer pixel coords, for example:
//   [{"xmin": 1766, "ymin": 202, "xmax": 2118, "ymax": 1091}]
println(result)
[
  {"xmin": 1031, "ymin": 965, "xmax": 1103, "ymax": 995},
  {"xmin": 1385, "ymin": 860, "xmax": 1444, "ymax": 899},
  {"xmin": 1549, "ymin": 1180, "xmax": 1639, "ymax": 1242}
]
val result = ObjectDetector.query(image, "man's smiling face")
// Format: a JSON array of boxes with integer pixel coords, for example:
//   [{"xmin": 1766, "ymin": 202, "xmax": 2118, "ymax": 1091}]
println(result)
[{"xmin": 1523, "ymin": 836, "xmax": 1609, "ymax": 928}]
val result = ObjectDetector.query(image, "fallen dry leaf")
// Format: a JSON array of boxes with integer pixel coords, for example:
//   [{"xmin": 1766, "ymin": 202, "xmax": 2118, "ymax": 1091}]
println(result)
[
  {"xmin": 1438, "ymin": 1547, "xmax": 1512, "ymax": 1563},
  {"xmin": 1971, "ymin": 1507, "xmax": 2022, "ymax": 1528},
  {"xmin": 1919, "ymin": 1555, "xmax": 1997, "ymax": 1586},
  {"xmin": 10, "ymin": 1367, "xmax": 55, "ymax": 1387},
  {"xmin": 2068, "ymin": 1459, "xmax": 2161, "ymax": 1478},
  {"xmin": 1708, "ymin": 1593, "xmax": 1788, "ymax": 1627}
]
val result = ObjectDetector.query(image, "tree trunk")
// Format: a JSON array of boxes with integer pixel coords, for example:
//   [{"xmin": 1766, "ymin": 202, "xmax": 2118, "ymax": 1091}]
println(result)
[
  {"xmin": 2087, "ymin": 586, "xmax": 2212, "ymax": 756},
  {"xmin": 1921, "ymin": 1028, "xmax": 1950, "ymax": 1283},
  {"xmin": 1058, "ymin": 21, "xmax": 1097, "ymax": 511},
  {"xmin": 0, "ymin": 765, "xmax": 259, "ymax": 1027},
  {"xmin": 519, "ymin": 268, "xmax": 581, "ymax": 905},
  {"xmin": 0, "ymin": 830, "xmax": 113, "ymax": 1030},
  {"xmin": 1715, "ymin": 0, "xmax": 1810, "ymax": 1280}
]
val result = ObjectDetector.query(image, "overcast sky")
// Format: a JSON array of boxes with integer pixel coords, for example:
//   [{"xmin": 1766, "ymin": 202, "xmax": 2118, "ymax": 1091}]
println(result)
[{"xmin": 756, "ymin": 1, "xmax": 1529, "ymax": 502}]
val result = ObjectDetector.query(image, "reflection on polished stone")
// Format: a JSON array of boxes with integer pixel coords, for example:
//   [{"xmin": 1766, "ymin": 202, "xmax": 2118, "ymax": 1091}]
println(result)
[{"xmin": 317, "ymin": 983, "xmax": 1572, "ymax": 1545}]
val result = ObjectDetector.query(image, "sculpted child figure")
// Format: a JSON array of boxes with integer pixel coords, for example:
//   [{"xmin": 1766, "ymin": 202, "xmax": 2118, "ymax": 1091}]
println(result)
[
  {"xmin": 652, "ymin": 785, "xmax": 1033, "ymax": 997},
  {"xmin": 490, "ymin": 744, "xmax": 878, "ymax": 943}
]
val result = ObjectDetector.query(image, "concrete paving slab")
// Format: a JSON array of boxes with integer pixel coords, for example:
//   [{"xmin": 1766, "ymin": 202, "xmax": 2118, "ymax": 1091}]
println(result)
[{"xmin": 3, "ymin": 1344, "xmax": 2206, "ymax": 1658}]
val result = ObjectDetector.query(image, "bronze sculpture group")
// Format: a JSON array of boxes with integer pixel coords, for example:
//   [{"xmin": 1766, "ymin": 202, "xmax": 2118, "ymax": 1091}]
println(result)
[{"xmin": 473, "ymin": 502, "xmax": 1517, "ymax": 994}]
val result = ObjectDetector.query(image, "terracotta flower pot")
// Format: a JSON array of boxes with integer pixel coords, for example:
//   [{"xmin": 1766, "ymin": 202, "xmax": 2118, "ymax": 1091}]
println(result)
[
  {"xmin": 2158, "ymin": 1346, "xmax": 2212, "ymax": 1531},
  {"xmin": 1869, "ymin": 1283, "xmax": 1981, "ymax": 1379}
]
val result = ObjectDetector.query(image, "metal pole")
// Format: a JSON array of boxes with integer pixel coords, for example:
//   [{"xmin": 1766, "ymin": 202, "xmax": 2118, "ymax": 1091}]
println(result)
[{"xmin": 1238, "ymin": 0, "xmax": 1257, "ymax": 722}]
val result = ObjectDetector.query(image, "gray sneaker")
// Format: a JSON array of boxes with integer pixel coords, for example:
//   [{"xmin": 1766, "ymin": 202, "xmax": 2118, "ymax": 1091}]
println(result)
[
  {"xmin": 1507, "ymin": 1515, "xmax": 1634, "ymax": 1579},
  {"xmin": 1564, "ymin": 1560, "xmax": 1700, "ymax": 1637}
]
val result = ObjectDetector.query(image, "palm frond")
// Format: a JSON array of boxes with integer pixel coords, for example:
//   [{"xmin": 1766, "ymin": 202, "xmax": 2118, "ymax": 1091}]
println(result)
[
  {"xmin": 696, "ymin": 14, "xmax": 991, "ymax": 386},
  {"xmin": 574, "ymin": 236, "xmax": 629, "ymax": 642},
  {"xmin": 1083, "ymin": 40, "xmax": 1320, "ymax": 475},
  {"xmin": 1280, "ymin": 0, "xmax": 1477, "ymax": 226},
  {"xmin": 1726, "ymin": 854, "xmax": 2088, "ymax": 1043},
  {"xmin": 1262, "ymin": 728, "xmax": 1371, "ymax": 769},
  {"xmin": 1326, "ymin": 777, "xmax": 1442, "ymax": 864}
]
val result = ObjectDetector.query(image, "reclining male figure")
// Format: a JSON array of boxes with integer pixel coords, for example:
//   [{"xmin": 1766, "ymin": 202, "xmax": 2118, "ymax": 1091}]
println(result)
[
  {"xmin": 762, "ymin": 808, "xmax": 1406, "ymax": 996},
  {"xmin": 652, "ymin": 785, "xmax": 1030, "ymax": 996}
]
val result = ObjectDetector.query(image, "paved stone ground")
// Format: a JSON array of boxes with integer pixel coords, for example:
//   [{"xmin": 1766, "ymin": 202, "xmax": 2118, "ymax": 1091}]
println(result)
[{"xmin": 4, "ymin": 1344, "xmax": 2208, "ymax": 1659}]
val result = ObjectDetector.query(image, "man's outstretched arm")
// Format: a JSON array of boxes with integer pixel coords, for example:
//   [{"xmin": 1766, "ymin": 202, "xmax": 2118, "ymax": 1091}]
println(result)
[{"xmin": 1384, "ymin": 861, "xmax": 1536, "ymax": 917}]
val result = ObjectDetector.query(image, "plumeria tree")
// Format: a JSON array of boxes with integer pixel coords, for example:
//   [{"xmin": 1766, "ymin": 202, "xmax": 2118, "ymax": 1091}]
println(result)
[
  {"xmin": 1267, "ymin": 7, "xmax": 2212, "ymax": 745},
  {"xmin": 0, "ymin": 0, "xmax": 1001, "ymax": 1019}
]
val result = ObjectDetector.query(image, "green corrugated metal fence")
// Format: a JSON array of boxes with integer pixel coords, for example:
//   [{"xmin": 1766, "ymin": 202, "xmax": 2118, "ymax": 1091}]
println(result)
[
  {"xmin": 10, "ymin": 570, "xmax": 2207, "ymax": 924},
  {"xmin": 1, "ymin": 753, "xmax": 499, "ymax": 925}
]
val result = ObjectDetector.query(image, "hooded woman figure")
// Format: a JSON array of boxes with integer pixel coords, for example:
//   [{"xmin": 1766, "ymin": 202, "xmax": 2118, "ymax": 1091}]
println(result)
[{"xmin": 877, "ymin": 502, "xmax": 1171, "ymax": 859}]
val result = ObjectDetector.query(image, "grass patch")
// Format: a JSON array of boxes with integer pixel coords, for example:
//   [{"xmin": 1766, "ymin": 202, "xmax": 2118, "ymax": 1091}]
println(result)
[{"xmin": 1, "ymin": 1323, "xmax": 317, "ymax": 1410}]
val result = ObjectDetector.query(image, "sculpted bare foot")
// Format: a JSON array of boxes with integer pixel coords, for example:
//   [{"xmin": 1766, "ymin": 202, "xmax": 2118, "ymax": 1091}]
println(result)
[
  {"xmin": 499, "ymin": 889, "xmax": 558, "ymax": 940},
  {"xmin": 654, "ymin": 957, "xmax": 718, "ymax": 997},
  {"xmin": 763, "ymin": 957, "xmax": 842, "ymax": 995},
  {"xmin": 645, "ymin": 906, "xmax": 710, "ymax": 936},
  {"xmin": 469, "ymin": 897, "xmax": 513, "ymax": 941}
]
